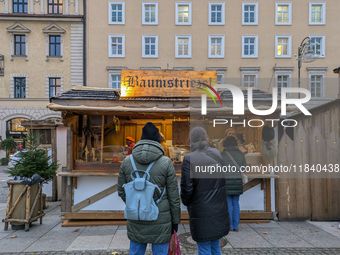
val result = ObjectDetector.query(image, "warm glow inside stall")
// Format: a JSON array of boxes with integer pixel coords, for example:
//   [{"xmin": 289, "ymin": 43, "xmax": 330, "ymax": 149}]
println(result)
[{"xmin": 47, "ymin": 70, "xmax": 286, "ymax": 226}]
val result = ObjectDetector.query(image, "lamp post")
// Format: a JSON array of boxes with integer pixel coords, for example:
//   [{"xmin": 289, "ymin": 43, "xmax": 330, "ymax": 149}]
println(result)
[
  {"xmin": 0, "ymin": 54, "xmax": 4, "ymax": 76},
  {"xmin": 297, "ymin": 37, "xmax": 317, "ymax": 98}
]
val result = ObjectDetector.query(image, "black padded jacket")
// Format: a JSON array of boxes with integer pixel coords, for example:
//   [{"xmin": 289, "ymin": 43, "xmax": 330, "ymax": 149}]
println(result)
[{"xmin": 180, "ymin": 143, "xmax": 230, "ymax": 242}]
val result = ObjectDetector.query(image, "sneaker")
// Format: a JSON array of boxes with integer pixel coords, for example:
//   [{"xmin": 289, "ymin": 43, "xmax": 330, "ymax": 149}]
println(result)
[{"xmin": 234, "ymin": 229, "xmax": 239, "ymax": 232}]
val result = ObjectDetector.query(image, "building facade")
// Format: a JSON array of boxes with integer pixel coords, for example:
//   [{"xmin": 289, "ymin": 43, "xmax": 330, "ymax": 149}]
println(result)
[
  {"xmin": 0, "ymin": 0, "xmax": 84, "ymax": 159},
  {"xmin": 86, "ymin": 0, "xmax": 340, "ymax": 108}
]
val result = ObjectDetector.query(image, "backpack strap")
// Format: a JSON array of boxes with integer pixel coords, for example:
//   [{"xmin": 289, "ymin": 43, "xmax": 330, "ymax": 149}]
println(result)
[
  {"xmin": 129, "ymin": 155, "xmax": 166, "ymax": 204},
  {"xmin": 130, "ymin": 155, "xmax": 156, "ymax": 179},
  {"xmin": 155, "ymin": 187, "xmax": 166, "ymax": 205}
]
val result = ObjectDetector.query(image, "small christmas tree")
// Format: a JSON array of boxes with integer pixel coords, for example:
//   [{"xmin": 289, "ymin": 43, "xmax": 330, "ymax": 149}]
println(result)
[{"xmin": 6, "ymin": 132, "xmax": 59, "ymax": 183}]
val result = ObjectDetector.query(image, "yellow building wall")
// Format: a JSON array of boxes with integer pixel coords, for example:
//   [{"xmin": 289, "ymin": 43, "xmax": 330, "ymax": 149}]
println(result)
[{"xmin": 86, "ymin": 0, "xmax": 340, "ymax": 97}]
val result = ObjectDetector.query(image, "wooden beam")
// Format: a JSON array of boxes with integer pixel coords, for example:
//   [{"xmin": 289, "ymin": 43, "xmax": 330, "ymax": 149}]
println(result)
[
  {"xmin": 4, "ymin": 184, "xmax": 13, "ymax": 230},
  {"xmin": 62, "ymin": 220, "xmax": 128, "ymax": 227},
  {"xmin": 65, "ymin": 177, "xmax": 73, "ymax": 213},
  {"xmin": 62, "ymin": 212, "xmax": 125, "ymax": 220},
  {"xmin": 101, "ymin": 115, "xmax": 104, "ymax": 163},
  {"xmin": 5, "ymin": 185, "xmax": 28, "ymax": 220},
  {"xmin": 240, "ymin": 212, "xmax": 274, "ymax": 220},
  {"xmin": 266, "ymin": 179, "xmax": 271, "ymax": 212},
  {"xmin": 72, "ymin": 184, "xmax": 118, "ymax": 212},
  {"xmin": 243, "ymin": 179, "xmax": 262, "ymax": 192}
]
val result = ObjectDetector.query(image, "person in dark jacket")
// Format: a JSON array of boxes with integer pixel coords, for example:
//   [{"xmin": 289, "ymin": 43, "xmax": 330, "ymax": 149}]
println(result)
[
  {"xmin": 221, "ymin": 136, "xmax": 247, "ymax": 232},
  {"xmin": 118, "ymin": 122, "xmax": 181, "ymax": 255},
  {"xmin": 181, "ymin": 127, "xmax": 230, "ymax": 255}
]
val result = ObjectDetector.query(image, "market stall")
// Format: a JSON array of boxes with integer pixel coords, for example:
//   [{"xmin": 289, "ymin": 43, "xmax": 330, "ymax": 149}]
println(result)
[{"xmin": 47, "ymin": 70, "xmax": 285, "ymax": 226}]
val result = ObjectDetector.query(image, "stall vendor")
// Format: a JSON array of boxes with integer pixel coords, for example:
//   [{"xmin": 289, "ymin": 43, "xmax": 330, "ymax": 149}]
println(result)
[{"xmin": 125, "ymin": 137, "xmax": 136, "ymax": 156}]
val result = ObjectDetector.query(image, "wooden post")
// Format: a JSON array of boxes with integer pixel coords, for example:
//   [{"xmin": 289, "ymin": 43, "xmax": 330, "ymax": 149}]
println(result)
[
  {"xmin": 61, "ymin": 167, "xmax": 67, "ymax": 212},
  {"xmin": 40, "ymin": 181, "xmax": 43, "ymax": 224},
  {"xmin": 4, "ymin": 184, "xmax": 13, "ymax": 231},
  {"xmin": 101, "ymin": 115, "xmax": 104, "ymax": 163},
  {"xmin": 51, "ymin": 128, "xmax": 57, "ymax": 201},
  {"xmin": 25, "ymin": 186, "xmax": 31, "ymax": 231},
  {"xmin": 266, "ymin": 179, "xmax": 271, "ymax": 212}
]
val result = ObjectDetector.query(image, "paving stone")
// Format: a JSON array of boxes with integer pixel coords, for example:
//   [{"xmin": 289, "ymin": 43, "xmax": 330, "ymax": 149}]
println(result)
[
  {"xmin": 108, "ymin": 233, "xmax": 130, "ymax": 250},
  {"xmin": 250, "ymin": 225, "xmax": 313, "ymax": 248},
  {"xmin": 226, "ymin": 224, "xmax": 273, "ymax": 248},
  {"xmin": 66, "ymin": 235, "xmax": 113, "ymax": 251},
  {"xmin": 278, "ymin": 221, "xmax": 340, "ymax": 248},
  {"xmin": 80, "ymin": 226, "xmax": 118, "ymax": 236},
  {"xmin": 0, "ymin": 237, "xmax": 37, "ymax": 253}
]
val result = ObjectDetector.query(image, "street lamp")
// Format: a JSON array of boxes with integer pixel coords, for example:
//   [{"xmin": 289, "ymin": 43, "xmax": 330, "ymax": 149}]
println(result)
[{"xmin": 297, "ymin": 37, "xmax": 318, "ymax": 98}]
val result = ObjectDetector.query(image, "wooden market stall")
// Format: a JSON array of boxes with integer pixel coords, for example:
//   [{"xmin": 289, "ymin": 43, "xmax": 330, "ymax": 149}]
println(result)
[{"xmin": 47, "ymin": 70, "xmax": 286, "ymax": 226}]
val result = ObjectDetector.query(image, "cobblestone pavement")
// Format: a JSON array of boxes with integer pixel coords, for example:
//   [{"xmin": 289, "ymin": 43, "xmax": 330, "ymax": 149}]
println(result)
[{"xmin": 1, "ymin": 248, "xmax": 340, "ymax": 255}]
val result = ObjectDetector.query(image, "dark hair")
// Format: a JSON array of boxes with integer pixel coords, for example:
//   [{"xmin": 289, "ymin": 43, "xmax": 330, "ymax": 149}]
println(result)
[
  {"xmin": 223, "ymin": 136, "xmax": 238, "ymax": 147},
  {"xmin": 190, "ymin": 127, "xmax": 207, "ymax": 150},
  {"xmin": 236, "ymin": 134, "xmax": 245, "ymax": 144}
]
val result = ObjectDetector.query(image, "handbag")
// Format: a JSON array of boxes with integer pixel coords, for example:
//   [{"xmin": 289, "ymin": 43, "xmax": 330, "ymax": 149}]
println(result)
[
  {"xmin": 168, "ymin": 230, "xmax": 181, "ymax": 255},
  {"xmin": 224, "ymin": 151, "xmax": 248, "ymax": 184}
]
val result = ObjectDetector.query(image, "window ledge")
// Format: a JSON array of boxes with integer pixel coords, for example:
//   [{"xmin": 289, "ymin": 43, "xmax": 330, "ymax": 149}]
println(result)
[
  {"xmin": 46, "ymin": 55, "xmax": 63, "ymax": 61},
  {"xmin": 11, "ymin": 55, "xmax": 28, "ymax": 61}
]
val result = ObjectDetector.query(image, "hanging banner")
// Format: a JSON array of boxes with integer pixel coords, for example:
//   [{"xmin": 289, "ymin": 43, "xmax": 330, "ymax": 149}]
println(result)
[{"xmin": 120, "ymin": 69, "xmax": 217, "ymax": 98}]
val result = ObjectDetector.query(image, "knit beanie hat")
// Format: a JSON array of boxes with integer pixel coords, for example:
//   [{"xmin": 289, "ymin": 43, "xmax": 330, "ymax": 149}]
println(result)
[{"xmin": 141, "ymin": 122, "xmax": 161, "ymax": 143}]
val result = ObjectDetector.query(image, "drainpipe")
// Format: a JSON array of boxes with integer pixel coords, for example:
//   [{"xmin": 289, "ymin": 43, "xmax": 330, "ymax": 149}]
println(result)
[{"xmin": 83, "ymin": 0, "xmax": 87, "ymax": 86}]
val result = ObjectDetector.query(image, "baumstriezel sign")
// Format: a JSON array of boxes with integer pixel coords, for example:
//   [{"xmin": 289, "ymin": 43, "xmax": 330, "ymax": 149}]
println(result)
[{"xmin": 120, "ymin": 69, "xmax": 217, "ymax": 98}]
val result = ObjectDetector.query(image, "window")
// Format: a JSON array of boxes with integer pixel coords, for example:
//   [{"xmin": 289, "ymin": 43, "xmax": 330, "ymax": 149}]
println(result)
[
  {"xmin": 208, "ymin": 35, "xmax": 225, "ymax": 58},
  {"xmin": 275, "ymin": 35, "xmax": 292, "ymax": 58},
  {"xmin": 110, "ymin": 75, "xmax": 121, "ymax": 89},
  {"xmin": 14, "ymin": 78, "xmax": 26, "ymax": 98},
  {"xmin": 14, "ymin": 35, "xmax": 25, "ymax": 56},
  {"xmin": 209, "ymin": 2, "xmax": 225, "ymax": 25},
  {"xmin": 49, "ymin": 35, "xmax": 61, "ymax": 56},
  {"xmin": 240, "ymin": 67, "xmax": 260, "ymax": 88},
  {"xmin": 49, "ymin": 78, "xmax": 61, "ymax": 97},
  {"xmin": 244, "ymin": 75, "xmax": 257, "ymax": 87},
  {"xmin": 274, "ymin": 69, "xmax": 293, "ymax": 97},
  {"xmin": 310, "ymin": 75, "xmax": 323, "ymax": 97},
  {"xmin": 309, "ymin": 2, "xmax": 326, "ymax": 25},
  {"xmin": 309, "ymin": 35, "xmax": 325, "ymax": 57},
  {"xmin": 43, "ymin": 24, "xmax": 65, "ymax": 61},
  {"xmin": 275, "ymin": 2, "xmax": 292, "ymax": 25},
  {"xmin": 242, "ymin": 2, "xmax": 258, "ymax": 25},
  {"xmin": 142, "ymin": 2, "xmax": 158, "ymax": 25},
  {"xmin": 109, "ymin": 1, "xmax": 125, "ymax": 25},
  {"xmin": 7, "ymin": 23, "xmax": 31, "ymax": 61},
  {"xmin": 109, "ymin": 34, "xmax": 125, "ymax": 58},
  {"xmin": 142, "ymin": 35, "xmax": 158, "ymax": 58},
  {"xmin": 276, "ymin": 75, "xmax": 289, "ymax": 96},
  {"xmin": 48, "ymin": 0, "xmax": 63, "ymax": 14},
  {"xmin": 175, "ymin": 35, "xmax": 191, "ymax": 58},
  {"xmin": 107, "ymin": 69, "xmax": 122, "ymax": 89},
  {"xmin": 242, "ymin": 35, "xmax": 258, "ymax": 58},
  {"xmin": 13, "ymin": 0, "xmax": 28, "ymax": 13},
  {"xmin": 176, "ymin": 2, "xmax": 192, "ymax": 25}
]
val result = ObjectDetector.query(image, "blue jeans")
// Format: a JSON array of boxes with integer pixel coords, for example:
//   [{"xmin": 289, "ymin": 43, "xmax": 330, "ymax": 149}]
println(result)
[
  {"xmin": 227, "ymin": 195, "xmax": 240, "ymax": 230},
  {"xmin": 197, "ymin": 239, "xmax": 221, "ymax": 255},
  {"xmin": 130, "ymin": 240, "xmax": 169, "ymax": 255}
]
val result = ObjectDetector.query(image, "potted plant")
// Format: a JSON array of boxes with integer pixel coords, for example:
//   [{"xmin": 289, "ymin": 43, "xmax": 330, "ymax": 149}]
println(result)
[
  {"xmin": 3, "ymin": 133, "xmax": 59, "ymax": 231},
  {"xmin": 0, "ymin": 137, "xmax": 17, "ymax": 157}
]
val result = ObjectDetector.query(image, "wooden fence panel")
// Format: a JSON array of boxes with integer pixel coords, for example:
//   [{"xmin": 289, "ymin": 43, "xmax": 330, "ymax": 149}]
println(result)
[
  {"xmin": 293, "ymin": 125, "xmax": 311, "ymax": 220},
  {"xmin": 309, "ymin": 127, "xmax": 327, "ymax": 220},
  {"xmin": 325, "ymin": 132, "xmax": 340, "ymax": 220},
  {"xmin": 277, "ymin": 133, "xmax": 295, "ymax": 220}
]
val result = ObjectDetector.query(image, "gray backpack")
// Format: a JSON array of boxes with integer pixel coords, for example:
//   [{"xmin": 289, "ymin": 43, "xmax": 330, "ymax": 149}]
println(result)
[{"xmin": 123, "ymin": 155, "xmax": 166, "ymax": 221}]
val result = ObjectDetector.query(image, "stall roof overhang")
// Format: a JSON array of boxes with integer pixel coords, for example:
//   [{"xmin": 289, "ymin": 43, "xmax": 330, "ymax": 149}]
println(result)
[{"xmin": 47, "ymin": 86, "xmax": 293, "ymax": 117}]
